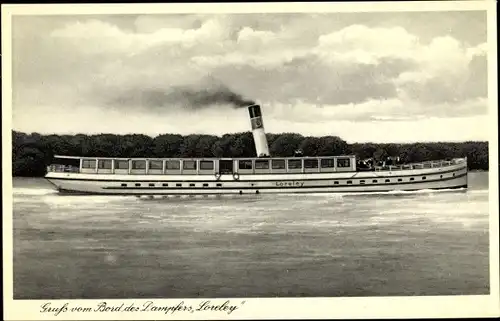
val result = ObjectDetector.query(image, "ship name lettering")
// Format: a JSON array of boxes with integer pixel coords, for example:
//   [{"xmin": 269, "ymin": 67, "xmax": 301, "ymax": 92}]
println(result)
[{"xmin": 275, "ymin": 181, "xmax": 304, "ymax": 187}]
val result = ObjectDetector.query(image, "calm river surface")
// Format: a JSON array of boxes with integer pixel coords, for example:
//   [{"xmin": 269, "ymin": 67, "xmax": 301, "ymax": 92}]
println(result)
[{"xmin": 12, "ymin": 172, "xmax": 489, "ymax": 299}]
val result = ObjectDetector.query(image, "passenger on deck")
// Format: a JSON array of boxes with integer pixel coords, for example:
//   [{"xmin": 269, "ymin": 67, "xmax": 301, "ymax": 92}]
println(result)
[
  {"xmin": 357, "ymin": 159, "xmax": 374, "ymax": 171},
  {"xmin": 294, "ymin": 149, "xmax": 303, "ymax": 157}
]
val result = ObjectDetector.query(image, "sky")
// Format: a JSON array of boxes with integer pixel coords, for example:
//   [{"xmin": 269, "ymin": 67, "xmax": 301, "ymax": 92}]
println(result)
[{"xmin": 10, "ymin": 8, "xmax": 491, "ymax": 143}]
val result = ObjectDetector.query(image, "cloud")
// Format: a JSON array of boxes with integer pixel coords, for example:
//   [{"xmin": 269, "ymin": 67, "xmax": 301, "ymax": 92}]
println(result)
[
  {"xmin": 237, "ymin": 27, "xmax": 276, "ymax": 48},
  {"xmin": 11, "ymin": 12, "xmax": 490, "ymax": 142},
  {"xmin": 49, "ymin": 17, "xmax": 230, "ymax": 56},
  {"xmin": 317, "ymin": 25, "xmax": 419, "ymax": 63},
  {"xmin": 393, "ymin": 39, "xmax": 487, "ymax": 104},
  {"xmin": 264, "ymin": 96, "xmax": 487, "ymax": 123}
]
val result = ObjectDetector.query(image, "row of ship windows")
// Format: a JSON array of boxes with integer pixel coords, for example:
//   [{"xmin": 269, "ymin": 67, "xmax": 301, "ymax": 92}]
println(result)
[
  {"xmin": 123, "ymin": 182, "xmax": 223, "ymax": 187},
  {"xmin": 82, "ymin": 158, "xmax": 352, "ymax": 170},
  {"xmin": 119, "ymin": 174, "xmax": 452, "ymax": 187},
  {"xmin": 347, "ymin": 174, "xmax": 449, "ymax": 184}
]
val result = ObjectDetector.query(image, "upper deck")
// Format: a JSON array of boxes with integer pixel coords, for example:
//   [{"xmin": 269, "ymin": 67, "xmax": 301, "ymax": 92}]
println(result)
[
  {"xmin": 46, "ymin": 155, "xmax": 467, "ymax": 176},
  {"xmin": 47, "ymin": 155, "xmax": 356, "ymax": 175}
]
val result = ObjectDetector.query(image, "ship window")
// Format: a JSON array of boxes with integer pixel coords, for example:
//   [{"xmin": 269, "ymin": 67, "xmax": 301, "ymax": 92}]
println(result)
[
  {"xmin": 337, "ymin": 158, "xmax": 351, "ymax": 168},
  {"xmin": 132, "ymin": 160, "xmax": 146, "ymax": 169},
  {"xmin": 216, "ymin": 183, "xmax": 223, "ymax": 187},
  {"xmin": 334, "ymin": 181, "xmax": 339, "ymax": 185},
  {"xmin": 200, "ymin": 161, "xmax": 214, "ymax": 170},
  {"xmin": 255, "ymin": 160, "xmax": 270, "ymax": 169},
  {"xmin": 135, "ymin": 183, "xmax": 141, "ymax": 187},
  {"xmin": 149, "ymin": 160, "xmax": 163, "ymax": 170},
  {"xmin": 360, "ymin": 180, "xmax": 365, "ymax": 184},
  {"xmin": 162, "ymin": 183, "xmax": 168, "ymax": 187},
  {"xmin": 189, "ymin": 183, "xmax": 195, "ymax": 187},
  {"xmin": 440, "ymin": 175, "xmax": 443, "ymax": 178},
  {"xmin": 239, "ymin": 160, "xmax": 253, "ymax": 170},
  {"xmin": 422, "ymin": 176, "xmax": 427, "ymax": 180},
  {"xmin": 203, "ymin": 183, "xmax": 209, "ymax": 187},
  {"xmin": 183, "ymin": 161, "xmax": 197, "ymax": 170},
  {"xmin": 148, "ymin": 183, "xmax": 155, "ymax": 187},
  {"xmin": 115, "ymin": 160, "xmax": 129, "ymax": 169},
  {"xmin": 347, "ymin": 180, "xmax": 353, "ymax": 184},
  {"xmin": 121, "ymin": 183, "xmax": 127, "ymax": 187},
  {"xmin": 272, "ymin": 159, "xmax": 286, "ymax": 169},
  {"xmin": 98, "ymin": 159, "xmax": 112, "ymax": 169},
  {"xmin": 287, "ymin": 159, "xmax": 302, "ymax": 169},
  {"xmin": 453, "ymin": 173, "xmax": 455, "ymax": 177},
  {"xmin": 166, "ymin": 160, "xmax": 180, "ymax": 170},
  {"xmin": 320, "ymin": 159, "xmax": 335, "ymax": 168},
  {"xmin": 304, "ymin": 159, "xmax": 319, "ymax": 168},
  {"xmin": 82, "ymin": 159, "xmax": 96, "ymax": 168},
  {"xmin": 385, "ymin": 179, "xmax": 390, "ymax": 183},
  {"xmin": 176, "ymin": 183, "xmax": 182, "ymax": 187},
  {"xmin": 373, "ymin": 180, "xmax": 378, "ymax": 183},
  {"xmin": 410, "ymin": 177, "xmax": 415, "ymax": 181},
  {"xmin": 398, "ymin": 178, "xmax": 403, "ymax": 182}
]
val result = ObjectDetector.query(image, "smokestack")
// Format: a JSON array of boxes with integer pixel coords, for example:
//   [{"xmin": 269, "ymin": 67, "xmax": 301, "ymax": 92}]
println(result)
[{"xmin": 247, "ymin": 104, "xmax": 270, "ymax": 157}]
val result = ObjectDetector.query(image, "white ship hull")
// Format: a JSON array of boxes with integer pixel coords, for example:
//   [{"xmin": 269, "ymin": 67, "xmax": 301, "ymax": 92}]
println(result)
[
  {"xmin": 43, "ymin": 103, "xmax": 469, "ymax": 196},
  {"xmin": 46, "ymin": 160, "xmax": 467, "ymax": 195}
]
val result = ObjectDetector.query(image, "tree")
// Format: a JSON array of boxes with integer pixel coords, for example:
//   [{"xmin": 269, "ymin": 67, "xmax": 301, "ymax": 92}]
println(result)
[
  {"xmin": 179, "ymin": 134, "xmax": 203, "ymax": 158},
  {"xmin": 119, "ymin": 134, "xmax": 154, "ymax": 157},
  {"xmin": 211, "ymin": 134, "xmax": 235, "ymax": 157},
  {"xmin": 152, "ymin": 134, "xmax": 184, "ymax": 157},
  {"xmin": 195, "ymin": 135, "xmax": 219, "ymax": 157},
  {"xmin": 269, "ymin": 133, "xmax": 304, "ymax": 157},
  {"xmin": 299, "ymin": 136, "xmax": 320, "ymax": 156},
  {"xmin": 231, "ymin": 132, "xmax": 256, "ymax": 157},
  {"xmin": 350, "ymin": 143, "xmax": 377, "ymax": 159},
  {"xmin": 317, "ymin": 136, "xmax": 350, "ymax": 156},
  {"xmin": 91, "ymin": 134, "xmax": 122, "ymax": 157},
  {"xmin": 11, "ymin": 130, "xmax": 489, "ymax": 177},
  {"xmin": 13, "ymin": 146, "xmax": 46, "ymax": 177},
  {"xmin": 373, "ymin": 147, "xmax": 389, "ymax": 161}
]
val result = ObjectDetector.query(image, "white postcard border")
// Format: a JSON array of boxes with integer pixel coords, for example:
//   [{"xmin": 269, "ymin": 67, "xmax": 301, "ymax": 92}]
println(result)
[{"xmin": 2, "ymin": 1, "xmax": 499, "ymax": 320}]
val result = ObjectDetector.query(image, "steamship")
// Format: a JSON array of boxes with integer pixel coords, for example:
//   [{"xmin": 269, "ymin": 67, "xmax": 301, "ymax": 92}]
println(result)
[{"xmin": 45, "ymin": 104, "xmax": 468, "ymax": 195}]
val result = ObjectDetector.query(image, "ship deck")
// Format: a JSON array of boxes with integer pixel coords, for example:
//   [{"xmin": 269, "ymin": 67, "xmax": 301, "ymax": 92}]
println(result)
[{"xmin": 46, "ymin": 155, "xmax": 467, "ymax": 176}]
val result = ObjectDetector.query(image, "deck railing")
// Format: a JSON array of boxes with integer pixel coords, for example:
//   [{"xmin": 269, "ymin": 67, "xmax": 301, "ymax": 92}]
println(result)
[
  {"xmin": 373, "ymin": 158, "xmax": 465, "ymax": 172},
  {"xmin": 47, "ymin": 157, "xmax": 466, "ymax": 174}
]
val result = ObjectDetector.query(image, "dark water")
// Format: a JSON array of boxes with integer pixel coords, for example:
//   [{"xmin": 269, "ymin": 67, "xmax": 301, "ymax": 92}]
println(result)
[{"xmin": 12, "ymin": 172, "xmax": 489, "ymax": 299}]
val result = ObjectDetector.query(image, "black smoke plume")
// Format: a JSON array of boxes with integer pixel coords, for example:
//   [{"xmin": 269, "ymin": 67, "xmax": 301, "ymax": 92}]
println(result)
[
  {"xmin": 169, "ymin": 84, "xmax": 255, "ymax": 108},
  {"xmin": 107, "ymin": 77, "xmax": 255, "ymax": 110}
]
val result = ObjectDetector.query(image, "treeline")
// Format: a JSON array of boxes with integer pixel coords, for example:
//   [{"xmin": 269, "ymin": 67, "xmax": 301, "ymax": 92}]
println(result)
[{"xmin": 12, "ymin": 130, "xmax": 489, "ymax": 177}]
